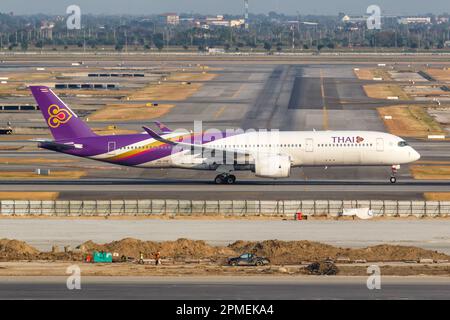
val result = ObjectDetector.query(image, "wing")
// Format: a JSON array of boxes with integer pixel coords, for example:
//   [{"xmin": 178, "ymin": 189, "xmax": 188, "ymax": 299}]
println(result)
[{"xmin": 142, "ymin": 126, "xmax": 251, "ymax": 156}]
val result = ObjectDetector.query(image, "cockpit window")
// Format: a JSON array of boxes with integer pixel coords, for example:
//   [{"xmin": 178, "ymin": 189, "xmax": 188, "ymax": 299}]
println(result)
[{"xmin": 398, "ymin": 141, "xmax": 408, "ymax": 147}]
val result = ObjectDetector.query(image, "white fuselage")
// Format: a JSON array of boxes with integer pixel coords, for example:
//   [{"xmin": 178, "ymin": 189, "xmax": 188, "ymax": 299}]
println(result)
[{"xmin": 129, "ymin": 130, "xmax": 420, "ymax": 169}]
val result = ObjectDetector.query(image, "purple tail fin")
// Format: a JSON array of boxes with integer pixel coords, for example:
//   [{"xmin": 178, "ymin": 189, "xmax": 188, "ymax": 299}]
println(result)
[{"xmin": 30, "ymin": 86, "xmax": 96, "ymax": 140}]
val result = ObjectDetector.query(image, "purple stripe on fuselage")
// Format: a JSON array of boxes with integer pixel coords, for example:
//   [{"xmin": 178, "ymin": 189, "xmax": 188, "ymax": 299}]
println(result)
[{"xmin": 48, "ymin": 131, "xmax": 241, "ymax": 166}]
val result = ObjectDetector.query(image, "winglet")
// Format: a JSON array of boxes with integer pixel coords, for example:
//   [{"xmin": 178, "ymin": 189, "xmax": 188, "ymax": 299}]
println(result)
[
  {"xmin": 154, "ymin": 121, "xmax": 172, "ymax": 133},
  {"xmin": 142, "ymin": 126, "xmax": 176, "ymax": 145}
]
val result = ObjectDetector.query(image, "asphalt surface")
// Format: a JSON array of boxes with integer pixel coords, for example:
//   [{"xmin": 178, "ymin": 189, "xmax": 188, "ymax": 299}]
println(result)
[
  {"xmin": 1, "ymin": 276, "xmax": 449, "ymax": 300},
  {"xmin": 0, "ymin": 178, "xmax": 446, "ymax": 200},
  {"xmin": 0, "ymin": 58, "xmax": 448, "ymax": 200},
  {"xmin": 2, "ymin": 219, "xmax": 449, "ymax": 253}
]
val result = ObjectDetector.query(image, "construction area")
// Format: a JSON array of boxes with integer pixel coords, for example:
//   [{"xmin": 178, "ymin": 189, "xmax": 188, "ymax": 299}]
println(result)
[{"xmin": 1, "ymin": 237, "xmax": 449, "ymax": 277}]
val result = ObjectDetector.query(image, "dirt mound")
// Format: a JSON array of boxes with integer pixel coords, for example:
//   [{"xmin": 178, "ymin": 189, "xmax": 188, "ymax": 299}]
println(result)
[
  {"xmin": 1, "ymin": 238, "xmax": 448, "ymax": 264},
  {"xmin": 0, "ymin": 239, "xmax": 39, "ymax": 260},
  {"xmin": 228, "ymin": 240, "xmax": 450, "ymax": 264},
  {"xmin": 79, "ymin": 238, "xmax": 234, "ymax": 260},
  {"xmin": 158, "ymin": 238, "xmax": 234, "ymax": 259},
  {"xmin": 349, "ymin": 244, "xmax": 449, "ymax": 262}
]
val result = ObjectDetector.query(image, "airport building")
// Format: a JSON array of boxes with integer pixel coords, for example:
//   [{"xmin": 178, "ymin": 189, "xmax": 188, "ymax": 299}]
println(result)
[
  {"xmin": 398, "ymin": 17, "xmax": 432, "ymax": 24},
  {"xmin": 159, "ymin": 13, "xmax": 180, "ymax": 25}
]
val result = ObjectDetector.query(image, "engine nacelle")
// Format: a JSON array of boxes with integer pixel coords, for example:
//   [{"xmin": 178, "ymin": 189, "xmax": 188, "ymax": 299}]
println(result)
[{"xmin": 254, "ymin": 154, "xmax": 291, "ymax": 178}]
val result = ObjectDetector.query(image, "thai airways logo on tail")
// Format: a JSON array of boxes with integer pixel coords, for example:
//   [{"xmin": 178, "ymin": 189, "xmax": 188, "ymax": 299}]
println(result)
[
  {"xmin": 29, "ymin": 85, "xmax": 96, "ymax": 140},
  {"xmin": 47, "ymin": 104, "xmax": 73, "ymax": 128}
]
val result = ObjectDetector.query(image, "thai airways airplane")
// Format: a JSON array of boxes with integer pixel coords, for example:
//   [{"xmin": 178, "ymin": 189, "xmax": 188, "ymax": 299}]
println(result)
[{"xmin": 30, "ymin": 86, "xmax": 420, "ymax": 184}]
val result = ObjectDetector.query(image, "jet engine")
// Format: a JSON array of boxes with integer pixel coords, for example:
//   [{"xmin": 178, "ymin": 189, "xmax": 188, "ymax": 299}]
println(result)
[{"xmin": 254, "ymin": 154, "xmax": 291, "ymax": 178}]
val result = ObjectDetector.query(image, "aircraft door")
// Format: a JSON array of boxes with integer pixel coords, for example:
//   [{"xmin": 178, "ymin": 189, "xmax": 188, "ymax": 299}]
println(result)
[
  {"xmin": 376, "ymin": 138, "xmax": 384, "ymax": 152},
  {"xmin": 306, "ymin": 138, "xmax": 314, "ymax": 152},
  {"xmin": 108, "ymin": 141, "xmax": 116, "ymax": 154}
]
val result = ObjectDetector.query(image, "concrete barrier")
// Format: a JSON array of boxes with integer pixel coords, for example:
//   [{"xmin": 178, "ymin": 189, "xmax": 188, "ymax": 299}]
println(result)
[{"xmin": 0, "ymin": 199, "xmax": 449, "ymax": 217}]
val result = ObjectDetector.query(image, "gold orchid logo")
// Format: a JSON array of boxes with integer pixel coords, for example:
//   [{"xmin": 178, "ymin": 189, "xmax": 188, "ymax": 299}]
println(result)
[{"xmin": 47, "ymin": 104, "xmax": 72, "ymax": 128}]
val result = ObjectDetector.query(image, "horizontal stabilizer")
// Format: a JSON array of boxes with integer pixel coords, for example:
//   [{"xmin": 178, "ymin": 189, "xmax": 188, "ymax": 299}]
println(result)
[{"xmin": 32, "ymin": 139, "xmax": 83, "ymax": 151}]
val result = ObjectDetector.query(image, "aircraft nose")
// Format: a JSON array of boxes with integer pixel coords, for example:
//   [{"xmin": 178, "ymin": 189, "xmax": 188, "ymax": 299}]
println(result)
[{"xmin": 410, "ymin": 149, "xmax": 421, "ymax": 161}]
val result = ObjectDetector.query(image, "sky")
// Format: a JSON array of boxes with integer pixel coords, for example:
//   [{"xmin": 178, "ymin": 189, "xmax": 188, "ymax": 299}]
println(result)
[{"xmin": 1, "ymin": 0, "xmax": 449, "ymax": 16}]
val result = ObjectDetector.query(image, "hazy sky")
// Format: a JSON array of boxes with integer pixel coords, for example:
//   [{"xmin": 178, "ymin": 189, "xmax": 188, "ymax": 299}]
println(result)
[{"xmin": 1, "ymin": 0, "xmax": 449, "ymax": 15}]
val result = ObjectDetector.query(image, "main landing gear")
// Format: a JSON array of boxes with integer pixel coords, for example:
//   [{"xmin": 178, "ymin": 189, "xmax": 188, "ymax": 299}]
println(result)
[
  {"xmin": 215, "ymin": 173, "xmax": 237, "ymax": 184},
  {"xmin": 390, "ymin": 165, "xmax": 400, "ymax": 184}
]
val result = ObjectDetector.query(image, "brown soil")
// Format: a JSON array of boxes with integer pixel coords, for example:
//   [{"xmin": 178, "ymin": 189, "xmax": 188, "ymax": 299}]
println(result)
[
  {"xmin": 425, "ymin": 68, "xmax": 450, "ymax": 81},
  {"xmin": 378, "ymin": 105, "xmax": 445, "ymax": 137},
  {"xmin": 364, "ymin": 84, "xmax": 409, "ymax": 100},
  {"xmin": 229, "ymin": 240, "xmax": 450, "ymax": 264},
  {"xmin": 354, "ymin": 68, "xmax": 391, "ymax": 80},
  {"xmin": 0, "ymin": 192, "xmax": 59, "ymax": 200},
  {"xmin": 424, "ymin": 192, "xmax": 450, "ymax": 200},
  {"xmin": 410, "ymin": 165, "xmax": 450, "ymax": 179},
  {"xmin": 88, "ymin": 104, "xmax": 174, "ymax": 121},
  {"xmin": 80, "ymin": 238, "xmax": 235, "ymax": 260},
  {"xmin": 0, "ymin": 238, "xmax": 448, "ymax": 265},
  {"xmin": 0, "ymin": 239, "xmax": 39, "ymax": 260}
]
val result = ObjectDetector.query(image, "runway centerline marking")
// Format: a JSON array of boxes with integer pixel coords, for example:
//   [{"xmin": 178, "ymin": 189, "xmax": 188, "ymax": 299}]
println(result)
[
  {"xmin": 232, "ymin": 84, "xmax": 244, "ymax": 98},
  {"xmin": 320, "ymin": 69, "xmax": 329, "ymax": 130},
  {"xmin": 214, "ymin": 105, "xmax": 227, "ymax": 119}
]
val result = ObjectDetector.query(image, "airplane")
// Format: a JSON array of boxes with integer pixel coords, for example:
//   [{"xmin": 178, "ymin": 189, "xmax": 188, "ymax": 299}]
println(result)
[{"xmin": 29, "ymin": 85, "xmax": 421, "ymax": 184}]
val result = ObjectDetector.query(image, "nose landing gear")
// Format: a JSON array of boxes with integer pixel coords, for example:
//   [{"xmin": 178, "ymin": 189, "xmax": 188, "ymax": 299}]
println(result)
[
  {"xmin": 390, "ymin": 165, "xmax": 400, "ymax": 183},
  {"xmin": 214, "ymin": 173, "xmax": 236, "ymax": 184}
]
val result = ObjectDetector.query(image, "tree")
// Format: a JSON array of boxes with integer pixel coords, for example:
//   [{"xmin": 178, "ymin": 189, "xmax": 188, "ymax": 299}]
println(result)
[
  {"xmin": 35, "ymin": 40, "xmax": 43, "ymax": 49},
  {"xmin": 153, "ymin": 33, "xmax": 164, "ymax": 51},
  {"xmin": 264, "ymin": 42, "xmax": 272, "ymax": 51}
]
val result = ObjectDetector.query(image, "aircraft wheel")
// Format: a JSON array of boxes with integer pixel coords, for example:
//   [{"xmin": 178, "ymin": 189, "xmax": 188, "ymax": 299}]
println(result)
[
  {"xmin": 215, "ymin": 175, "xmax": 225, "ymax": 184},
  {"xmin": 390, "ymin": 176, "xmax": 397, "ymax": 184}
]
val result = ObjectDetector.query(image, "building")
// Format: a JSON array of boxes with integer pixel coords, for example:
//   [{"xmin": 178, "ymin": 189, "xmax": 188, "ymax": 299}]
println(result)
[
  {"xmin": 444, "ymin": 40, "xmax": 450, "ymax": 48},
  {"xmin": 398, "ymin": 17, "xmax": 431, "ymax": 24},
  {"xmin": 159, "ymin": 13, "xmax": 179, "ymax": 25},
  {"xmin": 342, "ymin": 15, "xmax": 366, "ymax": 24},
  {"xmin": 208, "ymin": 47, "xmax": 225, "ymax": 54},
  {"xmin": 39, "ymin": 21, "xmax": 54, "ymax": 40},
  {"xmin": 230, "ymin": 19, "xmax": 245, "ymax": 28},
  {"xmin": 437, "ymin": 16, "xmax": 450, "ymax": 24},
  {"xmin": 198, "ymin": 15, "xmax": 245, "ymax": 28}
]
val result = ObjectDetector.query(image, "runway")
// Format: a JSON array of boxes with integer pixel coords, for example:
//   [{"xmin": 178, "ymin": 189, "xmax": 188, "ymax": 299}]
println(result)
[
  {"xmin": 1, "ymin": 276, "xmax": 449, "ymax": 299},
  {"xmin": 1, "ymin": 59, "xmax": 450, "ymax": 201},
  {"xmin": 0, "ymin": 178, "xmax": 447, "ymax": 200}
]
